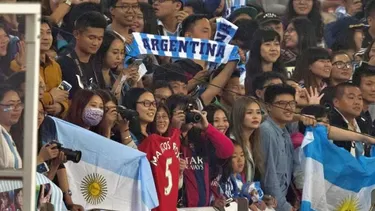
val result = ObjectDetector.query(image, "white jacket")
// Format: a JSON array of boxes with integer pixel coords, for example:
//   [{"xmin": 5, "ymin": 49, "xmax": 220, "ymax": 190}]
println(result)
[{"xmin": 0, "ymin": 125, "xmax": 22, "ymax": 169}]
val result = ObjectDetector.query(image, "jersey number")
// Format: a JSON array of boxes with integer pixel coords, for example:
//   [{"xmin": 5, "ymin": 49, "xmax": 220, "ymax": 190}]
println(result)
[{"xmin": 164, "ymin": 158, "xmax": 173, "ymax": 195}]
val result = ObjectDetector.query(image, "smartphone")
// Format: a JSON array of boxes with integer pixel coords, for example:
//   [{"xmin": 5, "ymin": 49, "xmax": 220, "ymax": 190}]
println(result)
[
  {"xmin": 58, "ymin": 80, "xmax": 72, "ymax": 92},
  {"xmin": 36, "ymin": 162, "xmax": 49, "ymax": 174},
  {"xmin": 132, "ymin": 59, "xmax": 143, "ymax": 66}
]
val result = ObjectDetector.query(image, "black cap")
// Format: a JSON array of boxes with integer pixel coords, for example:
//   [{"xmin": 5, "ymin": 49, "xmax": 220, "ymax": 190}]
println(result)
[{"xmin": 257, "ymin": 12, "xmax": 281, "ymax": 26}]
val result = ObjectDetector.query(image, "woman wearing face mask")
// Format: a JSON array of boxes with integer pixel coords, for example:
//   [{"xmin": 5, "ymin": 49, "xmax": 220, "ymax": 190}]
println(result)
[
  {"xmin": 122, "ymin": 88, "xmax": 157, "ymax": 145},
  {"xmin": 205, "ymin": 104, "xmax": 230, "ymax": 136},
  {"xmin": 0, "ymin": 84, "xmax": 23, "ymax": 169},
  {"xmin": 282, "ymin": 17, "xmax": 318, "ymax": 67},
  {"xmin": 166, "ymin": 94, "xmax": 234, "ymax": 208},
  {"xmin": 292, "ymin": 47, "xmax": 332, "ymax": 92},
  {"xmin": 245, "ymin": 29, "xmax": 287, "ymax": 95},
  {"xmin": 65, "ymin": 89, "xmax": 104, "ymax": 129}
]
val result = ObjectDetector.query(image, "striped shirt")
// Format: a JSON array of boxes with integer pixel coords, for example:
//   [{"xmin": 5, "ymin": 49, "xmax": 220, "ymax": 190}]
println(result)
[{"xmin": 0, "ymin": 173, "xmax": 67, "ymax": 210}]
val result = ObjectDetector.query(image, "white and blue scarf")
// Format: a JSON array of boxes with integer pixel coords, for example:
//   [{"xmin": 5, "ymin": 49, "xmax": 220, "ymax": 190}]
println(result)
[{"xmin": 126, "ymin": 32, "xmax": 240, "ymax": 64}]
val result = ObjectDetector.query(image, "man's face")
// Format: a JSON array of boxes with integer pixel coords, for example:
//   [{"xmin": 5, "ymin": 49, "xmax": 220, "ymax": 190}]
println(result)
[
  {"xmin": 221, "ymin": 77, "xmax": 245, "ymax": 106},
  {"xmin": 111, "ymin": 0, "xmax": 140, "ymax": 27},
  {"xmin": 264, "ymin": 22, "xmax": 284, "ymax": 41},
  {"xmin": 256, "ymin": 78, "xmax": 283, "ymax": 100},
  {"xmin": 268, "ymin": 94, "xmax": 296, "ymax": 124},
  {"xmin": 169, "ymin": 81, "xmax": 188, "ymax": 95},
  {"xmin": 334, "ymin": 86, "xmax": 363, "ymax": 119},
  {"xmin": 184, "ymin": 18, "xmax": 212, "ymax": 40},
  {"xmin": 360, "ymin": 76, "xmax": 375, "ymax": 103},
  {"xmin": 153, "ymin": 0, "xmax": 181, "ymax": 19},
  {"xmin": 75, "ymin": 27, "xmax": 104, "ymax": 55},
  {"xmin": 154, "ymin": 87, "xmax": 173, "ymax": 104}
]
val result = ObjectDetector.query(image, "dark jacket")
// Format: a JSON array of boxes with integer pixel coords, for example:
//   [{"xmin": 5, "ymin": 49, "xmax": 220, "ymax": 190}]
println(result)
[{"xmin": 328, "ymin": 108, "xmax": 371, "ymax": 156}]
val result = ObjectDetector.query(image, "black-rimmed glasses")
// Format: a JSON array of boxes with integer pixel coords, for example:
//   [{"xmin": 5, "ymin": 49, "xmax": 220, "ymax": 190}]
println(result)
[{"xmin": 136, "ymin": 101, "xmax": 157, "ymax": 107}]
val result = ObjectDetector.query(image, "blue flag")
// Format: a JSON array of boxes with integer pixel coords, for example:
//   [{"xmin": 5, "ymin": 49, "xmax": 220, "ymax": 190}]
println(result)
[
  {"xmin": 301, "ymin": 125, "xmax": 375, "ymax": 211},
  {"xmin": 47, "ymin": 117, "xmax": 158, "ymax": 211}
]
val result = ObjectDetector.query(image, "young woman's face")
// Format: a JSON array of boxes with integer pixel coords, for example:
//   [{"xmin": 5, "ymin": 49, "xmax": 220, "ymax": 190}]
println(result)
[
  {"xmin": 131, "ymin": 9, "xmax": 145, "ymax": 33},
  {"xmin": 293, "ymin": 0, "xmax": 313, "ymax": 16},
  {"xmin": 104, "ymin": 38, "xmax": 125, "ymax": 69},
  {"xmin": 212, "ymin": 109, "xmax": 229, "ymax": 134},
  {"xmin": 243, "ymin": 103, "xmax": 262, "ymax": 130},
  {"xmin": 155, "ymin": 107, "xmax": 170, "ymax": 134},
  {"xmin": 0, "ymin": 28, "xmax": 10, "ymax": 56},
  {"xmin": 284, "ymin": 23, "xmax": 298, "ymax": 49},
  {"xmin": 40, "ymin": 23, "xmax": 53, "ymax": 52},
  {"xmin": 260, "ymin": 39, "xmax": 281, "ymax": 64},
  {"xmin": 310, "ymin": 59, "xmax": 332, "ymax": 79},
  {"xmin": 16, "ymin": 190, "xmax": 23, "ymax": 206},
  {"xmin": 104, "ymin": 100, "xmax": 118, "ymax": 123},
  {"xmin": 85, "ymin": 95, "xmax": 104, "ymax": 110},
  {"xmin": 136, "ymin": 92, "xmax": 157, "ymax": 123},
  {"xmin": 231, "ymin": 145, "xmax": 245, "ymax": 174},
  {"xmin": 0, "ymin": 91, "xmax": 23, "ymax": 128}
]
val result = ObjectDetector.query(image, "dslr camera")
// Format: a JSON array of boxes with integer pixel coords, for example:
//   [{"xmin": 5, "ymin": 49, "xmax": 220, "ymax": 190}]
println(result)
[
  {"xmin": 117, "ymin": 105, "xmax": 139, "ymax": 121},
  {"xmin": 50, "ymin": 141, "xmax": 82, "ymax": 163},
  {"xmin": 185, "ymin": 103, "xmax": 201, "ymax": 124}
]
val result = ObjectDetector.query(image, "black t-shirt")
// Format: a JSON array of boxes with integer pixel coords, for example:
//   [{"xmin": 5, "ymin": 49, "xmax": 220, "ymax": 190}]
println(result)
[{"xmin": 57, "ymin": 53, "xmax": 99, "ymax": 98}]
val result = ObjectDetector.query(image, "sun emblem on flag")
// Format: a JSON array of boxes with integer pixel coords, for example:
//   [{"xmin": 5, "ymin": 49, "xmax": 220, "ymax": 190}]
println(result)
[
  {"xmin": 80, "ymin": 173, "xmax": 108, "ymax": 205},
  {"xmin": 334, "ymin": 196, "xmax": 361, "ymax": 211}
]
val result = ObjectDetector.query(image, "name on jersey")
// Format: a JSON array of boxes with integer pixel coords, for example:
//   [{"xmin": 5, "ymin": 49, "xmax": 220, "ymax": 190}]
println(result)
[{"xmin": 151, "ymin": 141, "xmax": 179, "ymax": 166}]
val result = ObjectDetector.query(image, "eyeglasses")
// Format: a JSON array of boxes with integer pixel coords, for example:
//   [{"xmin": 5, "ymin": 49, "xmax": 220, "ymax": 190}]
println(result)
[
  {"xmin": 0, "ymin": 103, "xmax": 24, "ymax": 112},
  {"xmin": 333, "ymin": 61, "xmax": 352, "ymax": 69},
  {"xmin": 113, "ymin": 3, "xmax": 140, "ymax": 12},
  {"xmin": 273, "ymin": 100, "xmax": 297, "ymax": 109},
  {"xmin": 137, "ymin": 100, "xmax": 157, "ymax": 107}
]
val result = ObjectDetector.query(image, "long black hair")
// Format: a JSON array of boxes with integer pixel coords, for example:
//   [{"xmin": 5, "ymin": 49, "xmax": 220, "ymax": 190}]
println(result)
[
  {"xmin": 285, "ymin": 0, "xmax": 324, "ymax": 40},
  {"xmin": 245, "ymin": 29, "xmax": 286, "ymax": 95},
  {"xmin": 287, "ymin": 17, "xmax": 318, "ymax": 54},
  {"xmin": 139, "ymin": 2, "xmax": 158, "ymax": 34},
  {"xmin": 292, "ymin": 47, "xmax": 331, "ymax": 90}
]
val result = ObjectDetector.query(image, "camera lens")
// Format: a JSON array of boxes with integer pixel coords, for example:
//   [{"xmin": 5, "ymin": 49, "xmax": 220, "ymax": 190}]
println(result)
[
  {"xmin": 185, "ymin": 112, "xmax": 201, "ymax": 124},
  {"xmin": 61, "ymin": 148, "xmax": 82, "ymax": 163}
]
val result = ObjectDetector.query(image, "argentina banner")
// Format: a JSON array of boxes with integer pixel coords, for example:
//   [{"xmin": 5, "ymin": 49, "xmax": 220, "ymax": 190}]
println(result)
[
  {"xmin": 126, "ymin": 32, "xmax": 240, "ymax": 64},
  {"xmin": 41, "ymin": 117, "xmax": 158, "ymax": 211},
  {"xmin": 301, "ymin": 125, "xmax": 375, "ymax": 211}
]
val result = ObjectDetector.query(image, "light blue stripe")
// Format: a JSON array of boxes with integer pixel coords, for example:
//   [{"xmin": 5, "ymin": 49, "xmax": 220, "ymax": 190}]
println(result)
[
  {"xmin": 2, "ymin": 130, "xmax": 19, "ymax": 168},
  {"xmin": 301, "ymin": 200, "xmax": 315, "ymax": 211},
  {"xmin": 304, "ymin": 125, "xmax": 375, "ymax": 193}
]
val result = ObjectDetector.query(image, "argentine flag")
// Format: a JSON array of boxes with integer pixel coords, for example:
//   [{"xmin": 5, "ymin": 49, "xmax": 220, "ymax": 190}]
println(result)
[
  {"xmin": 48, "ymin": 117, "xmax": 158, "ymax": 211},
  {"xmin": 301, "ymin": 125, "xmax": 375, "ymax": 211}
]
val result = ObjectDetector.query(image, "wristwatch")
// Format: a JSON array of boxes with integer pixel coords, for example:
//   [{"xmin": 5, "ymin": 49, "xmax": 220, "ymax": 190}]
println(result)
[
  {"xmin": 64, "ymin": 0, "xmax": 72, "ymax": 6},
  {"xmin": 63, "ymin": 189, "xmax": 72, "ymax": 196}
]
